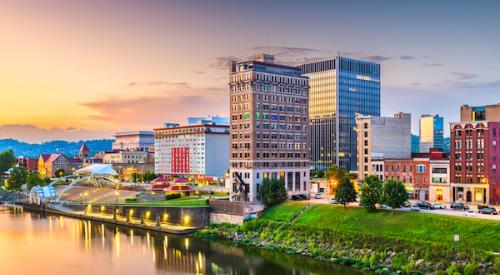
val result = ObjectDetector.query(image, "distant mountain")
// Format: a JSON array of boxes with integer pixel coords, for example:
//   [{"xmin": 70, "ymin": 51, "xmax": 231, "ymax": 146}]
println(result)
[
  {"xmin": 0, "ymin": 139, "xmax": 113, "ymax": 158},
  {"xmin": 0, "ymin": 124, "xmax": 113, "ymax": 143}
]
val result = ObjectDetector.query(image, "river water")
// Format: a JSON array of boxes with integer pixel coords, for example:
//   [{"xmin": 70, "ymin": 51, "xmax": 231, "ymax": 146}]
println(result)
[{"xmin": 0, "ymin": 206, "xmax": 366, "ymax": 275}]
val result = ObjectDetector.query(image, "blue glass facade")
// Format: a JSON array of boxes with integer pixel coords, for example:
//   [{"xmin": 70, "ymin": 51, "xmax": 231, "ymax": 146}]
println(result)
[{"xmin": 299, "ymin": 56, "xmax": 380, "ymax": 171}]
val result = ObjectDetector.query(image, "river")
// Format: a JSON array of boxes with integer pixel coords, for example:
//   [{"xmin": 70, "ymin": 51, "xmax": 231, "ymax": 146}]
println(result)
[{"xmin": 0, "ymin": 206, "xmax": 367, "ymax": 275}]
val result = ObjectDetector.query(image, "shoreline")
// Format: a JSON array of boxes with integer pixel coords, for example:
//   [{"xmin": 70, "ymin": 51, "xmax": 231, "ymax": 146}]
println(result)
[
  {"xmin": 13, "ymin": 203, "xmax": 198, "ymax": 235},
  {"xmin": 193, "ymin": 219, "xmax": 499, "ymax": 274}
]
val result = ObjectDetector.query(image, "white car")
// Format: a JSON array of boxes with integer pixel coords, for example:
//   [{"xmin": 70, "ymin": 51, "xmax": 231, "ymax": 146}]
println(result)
[
  {"xmin": 464, "ymin": 210, "xmax": 476, "ymax": 217},
  {"xmin": 432, "ymin": 203, "xmax": 446, "ymax": 209},
  {"xmin": 410, "ymin": 204, "xmax": 420, "ymax": 211},
  {"xmin": 314, "ymin": 193, "xmax": 323, "ymax": 199},
  {"xmin": 330, "ymin": 198, "xmax": 338, "ymax": 204}
]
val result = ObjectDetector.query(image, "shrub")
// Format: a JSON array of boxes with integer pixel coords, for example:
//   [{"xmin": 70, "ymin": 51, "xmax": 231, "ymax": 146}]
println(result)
[
  {"xmin": 125, "ymin": 198, "xmax": 137, "ymax": 203},
  {"xmin": 165, "ymin": 193, "xmax": 181, "ymax": 200}
]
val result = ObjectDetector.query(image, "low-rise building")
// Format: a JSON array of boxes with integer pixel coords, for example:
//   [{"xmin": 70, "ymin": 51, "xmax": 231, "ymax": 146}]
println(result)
[
  {"xmin": 102, "ymin": 150, "xmax": 154, "ymax": 180},
  {"xmin": 112, "ymin": 131, "xmax": 155, "ymax": 152},
  {"xmin": 356, "ymin": 112, "xmax": 411, "ymax": 182},
  {"xmin": 17, "ymin": 157, "xmax": 39, "ymax": 172},
  {"xmin": 154, "ymin": 123, "xmax": 230, "ymax": 178},
  {"xmin": 38, "ymin": 154, "xmax": 82, "ymax": 178}
]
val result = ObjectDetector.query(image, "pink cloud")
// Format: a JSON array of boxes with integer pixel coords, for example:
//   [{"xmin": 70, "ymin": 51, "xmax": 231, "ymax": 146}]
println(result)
[{"xmin": 81, "ymin": 84, "xmax": 228, "ymax": 128}]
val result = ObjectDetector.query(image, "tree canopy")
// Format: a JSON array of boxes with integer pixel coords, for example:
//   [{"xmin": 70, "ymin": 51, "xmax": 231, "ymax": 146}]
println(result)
[
  {"xmin": 259, "ymin": 178, "xmax": 287, "ymax": 207},
  {"xmin": 381, "ymin": 179, "xmax": 408, "ymax": 211},
  {"xmin": 0, "ymin": 149, "xmax": 16, "ymax": 174},
  {"xmin": 7, "ymin": 167, "xmax": 27, "ymax": 192},
  {"xmin": 335, "ymin": 176, "xmax": 357, "ymax": 209},
  {"xmin": 360, "ymin": 175, "xmax": 383, "ymax": 212}
]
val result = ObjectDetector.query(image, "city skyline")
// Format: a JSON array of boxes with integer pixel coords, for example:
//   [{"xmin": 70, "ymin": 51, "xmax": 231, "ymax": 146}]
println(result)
[{"xmin": 1, "ymin": 0, "xmax": 500, "ymax": 141}]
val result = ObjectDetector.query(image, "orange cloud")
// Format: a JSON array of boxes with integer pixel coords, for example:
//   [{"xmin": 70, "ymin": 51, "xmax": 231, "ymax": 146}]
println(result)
[{"xmin": 81, "ymin": 84, "xmax": 228, "ymax": 129}]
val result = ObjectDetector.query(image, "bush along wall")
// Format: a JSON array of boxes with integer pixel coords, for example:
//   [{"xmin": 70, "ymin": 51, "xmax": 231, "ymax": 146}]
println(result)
[{"xmin": 193, "ymin": 220, "xmax": 499, "ymax": 274}]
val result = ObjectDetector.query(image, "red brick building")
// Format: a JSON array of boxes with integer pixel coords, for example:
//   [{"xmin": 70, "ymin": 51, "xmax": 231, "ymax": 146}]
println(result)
[{"xmin": 450, "ymin": 121, "xmax": 500, "ymax": 204}]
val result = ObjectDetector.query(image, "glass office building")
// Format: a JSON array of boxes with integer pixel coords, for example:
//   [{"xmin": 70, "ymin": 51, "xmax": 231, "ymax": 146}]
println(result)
[
  {"xmin": 298, "ymin": 56, "xmax": 380, "ymax": 171},
  {"xmin": 419, "ymin": 114, "xmax": 444, "ymax": 153}
]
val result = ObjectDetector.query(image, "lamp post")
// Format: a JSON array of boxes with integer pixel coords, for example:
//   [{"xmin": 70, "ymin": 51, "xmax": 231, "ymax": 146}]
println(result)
[
  {"xmin": 83, "ymin": 192, "xmax": 89, "ymax": 214},
  {"xmin": 114, "ymin": 191, "xmax": 119, "ymax": 220}
]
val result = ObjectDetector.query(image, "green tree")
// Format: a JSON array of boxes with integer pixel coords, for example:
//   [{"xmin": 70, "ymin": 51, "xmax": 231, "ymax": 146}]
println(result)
[
  {"xmin": 131, "ymin": 172, "xmax": 138, "ymax": 183},
  {"xmin": 7, "ymin": 167, "xmax": 28, "ymax": 191},
  {"xmin": 259, "ymin": 178, "xmax": 287, "ymax": 207},
  {"xmin": 335, "ymin": 176, "xmax": 357, "ymax": 209},
  {"xmin": 27, "ymin": 172, "xmax": 44, "ymax": 190},
  {"xmin": 54, "ymin": 168, "xmax": 66, "ymax": 178},
  {"xmin": 0, "ymin": 149, "xmax": 16, "ymax": 174},
  {"xmin": 143, "ymin": 171, "xmax": 157, "ymax": 182},
  {"xmin": 325, "ymin": 165, "xmax": 347, "ymax": 194},
  {"xmin": 360, "ymin": 175, "xmax": 383, "ymax": 212},
  {"xmin": 381, "ymin": 179, "xmax": 408, "ymax": 211}
]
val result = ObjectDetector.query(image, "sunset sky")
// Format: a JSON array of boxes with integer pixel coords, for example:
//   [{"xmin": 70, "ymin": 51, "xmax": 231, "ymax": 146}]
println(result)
[{"xmin": 1, "ymin": 0, "xmax": 499, "ymax": 142}]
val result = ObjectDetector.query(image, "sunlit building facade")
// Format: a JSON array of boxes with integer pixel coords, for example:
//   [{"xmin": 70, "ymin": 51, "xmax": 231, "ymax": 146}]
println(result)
[
  {"xmin": 229, "ymin": 54, "xmax": 310, "ymax": 202},
  {"xmin": 419, "ymin": 114, "xmax": 444, "ymax": 153},
  {"xmin": 297, "ymin": 56, "xmax": 380, "ymax": 171},
  {"xmin": 155, "ymin": 124, "xmax": 230, "ymax": 178}
]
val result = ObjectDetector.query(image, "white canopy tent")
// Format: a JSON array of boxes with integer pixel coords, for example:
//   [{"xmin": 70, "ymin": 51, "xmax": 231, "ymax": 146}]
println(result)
[{"xmin": 74, "ymin": 164, "xmax": 118, "ymax": 177}]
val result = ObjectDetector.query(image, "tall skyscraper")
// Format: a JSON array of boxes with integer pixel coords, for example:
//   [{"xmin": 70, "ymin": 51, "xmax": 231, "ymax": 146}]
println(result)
[
  {"xmin": 229, "ymin": 54, "xmax": 310, "ymax": 202},
  {"xmin": 419, "ymin": 114, "xmax": 444, "ymax": 153},
  {"xmin": 297, "ymin": 56, "xmax": 381, "ymax": 171}
]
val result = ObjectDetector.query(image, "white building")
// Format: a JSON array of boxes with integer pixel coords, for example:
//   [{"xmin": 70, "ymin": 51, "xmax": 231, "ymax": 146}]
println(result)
[
  {"xmin": 429, "ymin": 158, "xmax": 450, "ymax": 202},
  {"xmin": 112, "ymin": 131, "xmax": 155, "ymax": 152},
  {"xmin": 154, "ymin": 124, "xmax": 230, "ymax": 178},
  {"xmin": 103, "ymin": 151, "xmax": 152, "ymax": 164},
  {"xmin": 356, "ymin": 112, "xmax": 411, "ymax": 182}
]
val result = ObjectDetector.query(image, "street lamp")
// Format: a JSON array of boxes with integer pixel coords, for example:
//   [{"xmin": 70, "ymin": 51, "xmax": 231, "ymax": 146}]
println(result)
[
  {"xmin": 114, "ymin": 191, "xmax": 119, "ymax": 220},
  {"xmin": 83, "ymin": 192, "xmax": 89, "ymax": 214}
]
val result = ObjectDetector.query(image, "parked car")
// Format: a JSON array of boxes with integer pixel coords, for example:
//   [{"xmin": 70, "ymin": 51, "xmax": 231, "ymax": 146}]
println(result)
[
  {"xmin": 415, "ymin": 201, "xmax": 434, "ymax": 210},
  {"xmin": 478, "ymin": 207, "xmax": 498, "ymax": 215},
  {"xmin": 432, "ymin": 203, "xmax": 446, "ymax": 209},
  {"xmin": 451, "ymin": 202, "xmax": 469, "ymax": 211},
  {"xmin": 291, "ymin": 195, "xmax": 301, "ymax": 201},
  {"xmin": 298, "ymin": 194, "xmax": 309, "ymax": 200},
  {"xmin": 477, "ymin": 205, "xmax": 490, "ymax": 210},
  {"xmin": 330, "ymin": 198, "xmax": 338, "ymax": 204},
  {"xmin": 403, "ymin": 201, "xmax": 411, "ymax": 208},
  {"xmin": 410, "ymin": 204, "xmax": 420, "ymax": 211},
  {"xmin": 314, "ymin": 193, "xmax": 323, "ymax": 199}
]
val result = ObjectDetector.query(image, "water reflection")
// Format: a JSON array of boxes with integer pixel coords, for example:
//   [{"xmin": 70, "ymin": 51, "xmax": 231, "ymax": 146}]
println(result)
[{"xmin": 0, "ymin": 207, "xmax": 368, "ymax": 275}]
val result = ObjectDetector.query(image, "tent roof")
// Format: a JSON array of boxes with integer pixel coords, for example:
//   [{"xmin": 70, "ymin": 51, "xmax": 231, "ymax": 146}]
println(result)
[{"xmin": 74, "ymin": 164, "xmax": 118, "ymax": 176}]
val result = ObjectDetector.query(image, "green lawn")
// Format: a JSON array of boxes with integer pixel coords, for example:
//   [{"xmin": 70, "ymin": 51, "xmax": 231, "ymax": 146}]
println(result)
[
  {"xmin": 262, "ymin": 203, "xmax": 500, "ymax": 252},
  {"xmin": 123, "ymin": 196, "xmax": 209, "ymax": 207},
  {"xmin": 260, "ymin": 201, "xmax": 307, "ymax": 222}
]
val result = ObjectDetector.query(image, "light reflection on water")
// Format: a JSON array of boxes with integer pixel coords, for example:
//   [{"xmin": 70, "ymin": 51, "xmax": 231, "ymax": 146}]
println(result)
[{"xmin": 0, "ymin": 207, "xmax": 368, "ymax": 275}]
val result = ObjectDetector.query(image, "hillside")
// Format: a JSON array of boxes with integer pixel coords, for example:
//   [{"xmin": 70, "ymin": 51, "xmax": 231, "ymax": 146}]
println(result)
[{"xmin": 0, "ymin": 139, "xmax": 113, "ymax": 158}]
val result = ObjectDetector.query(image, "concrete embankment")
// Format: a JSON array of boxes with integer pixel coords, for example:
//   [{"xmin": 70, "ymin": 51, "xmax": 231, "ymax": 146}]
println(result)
[{"xmin": 14, "ymin": 202, "xmax": 202, "ymax": 235}]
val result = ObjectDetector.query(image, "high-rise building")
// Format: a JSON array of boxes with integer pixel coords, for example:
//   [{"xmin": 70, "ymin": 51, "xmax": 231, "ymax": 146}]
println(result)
[
  {"xmin": 154, "ymin": 124, "xmax": 230, "ymax": 178},
  {"xmin": 450, "ymin": 103, "xmax": 500, "ymax": 204},
  {"xmin": 356, "ymin": 112, "xmax": 411, "ymax": 181},
  {"xmin": 229, "ymin": 54, "xmax": 310, "ymax": 202},
  {"xmin": 297, "ymin": 56, "xmax": 381, "ymax": 171},
  {"xmin": 419, "ymin": 114, "xmax": 444, "ymax": 153}
]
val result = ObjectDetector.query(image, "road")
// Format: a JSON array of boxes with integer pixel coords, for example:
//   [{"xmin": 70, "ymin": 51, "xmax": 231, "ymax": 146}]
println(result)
[{"xmin": 302, "ymin": 196, "xmax": 500, "ymax": 221}]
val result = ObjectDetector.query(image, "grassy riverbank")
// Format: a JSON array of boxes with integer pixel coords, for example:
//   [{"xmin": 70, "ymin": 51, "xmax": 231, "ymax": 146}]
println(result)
[
  {"xmin": 195, "ymin": 201, "xmax": 500, "ymax": 274},
  {"xmin": 263, "ymin": 202, "xmax": 500, "ymax": 252}
]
